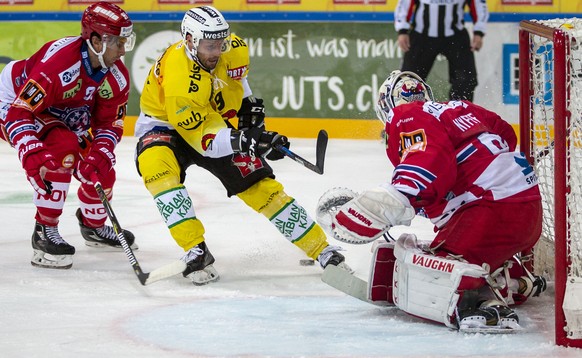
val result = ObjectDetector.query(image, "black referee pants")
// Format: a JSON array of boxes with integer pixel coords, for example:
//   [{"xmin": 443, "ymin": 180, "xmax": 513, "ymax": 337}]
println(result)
[{"xmin": 401, "ymin": 28, "xmax": 478, "ymax": 101}]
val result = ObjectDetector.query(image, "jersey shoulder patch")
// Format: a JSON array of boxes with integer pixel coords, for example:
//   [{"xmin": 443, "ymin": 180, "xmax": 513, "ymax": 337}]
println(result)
[{"xmin": 223, "ymin": 34, "xmax": 250, "ymax": 80}]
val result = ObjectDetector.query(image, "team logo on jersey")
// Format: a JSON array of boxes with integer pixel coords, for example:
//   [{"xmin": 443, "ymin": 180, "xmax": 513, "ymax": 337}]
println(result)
[
  {"xmin": 232, "ymin": 153, "xmax": 264, "ymax": 178},
  {"xmin": 16, "ymin": 79, "xmax": 46, "ymax": 111},
  {"xmin": 59, "ymin": 62, "xmax": 81, "ymax": 86},
  {"xmin": 399, "ymin": 129, "xmax": 427, "ymax": 158},
  {"xmin": 45, "ymin": 105, "xmax": 91, "ymax": 133}
]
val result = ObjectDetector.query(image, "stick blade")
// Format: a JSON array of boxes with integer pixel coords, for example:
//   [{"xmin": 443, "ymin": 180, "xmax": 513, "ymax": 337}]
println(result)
[
  {"xmin": 143, "ymin": 260, "xmax": 187, "ymax": 285},
  {"xmin": 322, "ymin": 265, "xmax": 372, "ymax": 304},
  {"xmin": 315, "ymin": 129, "xmax": 328, "ymax": 174}
]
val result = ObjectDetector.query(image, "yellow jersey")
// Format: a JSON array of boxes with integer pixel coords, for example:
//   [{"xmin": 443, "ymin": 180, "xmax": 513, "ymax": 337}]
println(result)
[{"xmin": 136, "ymin": 34, "xmax": 250, "ymax": 156}]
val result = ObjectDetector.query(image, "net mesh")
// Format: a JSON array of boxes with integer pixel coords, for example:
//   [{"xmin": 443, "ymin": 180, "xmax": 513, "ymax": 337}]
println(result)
[{"xmin": 528, "ymin": 18, "xmax": 582, "ymax": 280}]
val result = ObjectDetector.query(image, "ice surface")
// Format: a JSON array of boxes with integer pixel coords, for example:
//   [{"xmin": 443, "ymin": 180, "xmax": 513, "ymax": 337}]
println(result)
[{"xmin": 0, "ymin": 137, "xmax": 580, "ymax": 357}]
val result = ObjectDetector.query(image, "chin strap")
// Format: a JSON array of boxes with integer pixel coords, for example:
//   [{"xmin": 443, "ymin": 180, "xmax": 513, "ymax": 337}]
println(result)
[{"xmin": 85, "ymin": 39, "xmax": 108, "ymax": 69}]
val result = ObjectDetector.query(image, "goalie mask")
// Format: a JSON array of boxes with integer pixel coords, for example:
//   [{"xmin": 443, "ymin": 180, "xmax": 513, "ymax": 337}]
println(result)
[
  {"xmin": 181, "ymin": 6, "xmax": 231, "ymax": 69},
  {"xmin": 375, "ymin": 70, "xmax": 434, "ymax": 124}
]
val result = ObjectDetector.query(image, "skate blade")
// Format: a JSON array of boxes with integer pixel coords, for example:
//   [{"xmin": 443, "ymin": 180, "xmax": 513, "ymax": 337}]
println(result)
[
  {"xmin": 31, "ymin": 251, "xmax": 73, "ymax": 269},
  {"xmin": 188, "ymin": 265, "xmax": 220, "ymax": 286},
  {"xmin": 459, "ymin": 323, "xmax": 523, "ymax": 334},
  {"xmin": 84, "ymin": 241, "xmax": 139, "ymax": 251}
]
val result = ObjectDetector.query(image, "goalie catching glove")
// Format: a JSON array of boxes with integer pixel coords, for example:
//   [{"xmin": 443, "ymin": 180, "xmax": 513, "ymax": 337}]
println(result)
[
  {"xmin": 231, "ymin": 127, "xmax": 289, "ymax": 161},
  {"xmin": 317, "ymin": 184, "xmax": 415, "ymax": 244}
]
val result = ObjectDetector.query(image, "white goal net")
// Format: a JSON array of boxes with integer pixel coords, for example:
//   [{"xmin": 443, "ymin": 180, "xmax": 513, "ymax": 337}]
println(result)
[{"xmin": 519, "ymin": 18, "xmax": 582, "ymax": 347}]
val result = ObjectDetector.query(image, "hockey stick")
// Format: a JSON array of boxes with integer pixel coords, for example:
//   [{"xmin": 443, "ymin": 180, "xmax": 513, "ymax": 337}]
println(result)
[
  {"xmin": 274, "ymin": 129, "xmax": 328, "ymax": 175},
  {"xmin": 535, "ymin": 140, "xmax": 554, "ymax": 160},
  {"xmin": 322, "ymin": 265, "xmax": 372, "ymax": 304},
  {"xmin": 90, "ymin": 173, "xmax": 186, "ymax": 285},
  {"xmin": 321, "ymin": 265, "xmax": 389, "ymax": 306}
]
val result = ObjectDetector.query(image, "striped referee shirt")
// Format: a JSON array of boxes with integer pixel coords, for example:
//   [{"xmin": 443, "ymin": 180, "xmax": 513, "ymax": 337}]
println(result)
[{"xmin": 394, "ymin": 0, "xmax": 489, "ymax": 38}]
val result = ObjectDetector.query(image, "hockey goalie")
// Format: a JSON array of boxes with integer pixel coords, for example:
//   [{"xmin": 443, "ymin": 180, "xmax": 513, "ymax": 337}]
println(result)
[{"xmin": 317, "ymin": 70, "xmax": 547, "ymax": 333}]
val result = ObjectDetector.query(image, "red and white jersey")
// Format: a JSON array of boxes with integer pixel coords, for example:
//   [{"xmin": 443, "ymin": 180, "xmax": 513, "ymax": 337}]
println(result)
[
  {"xmin": 0, "ymin": 36, "xmax": 129, "ymax": 149},
  {"xmin": 385, "ymin": 100, "xmax": 540, "ymax": 228}
]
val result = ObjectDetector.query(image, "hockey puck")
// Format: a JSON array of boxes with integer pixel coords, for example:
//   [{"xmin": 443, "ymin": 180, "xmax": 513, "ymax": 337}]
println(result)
[{"xmin": 300, "ymin": 259, "xmax": 315, "ymax": 266}]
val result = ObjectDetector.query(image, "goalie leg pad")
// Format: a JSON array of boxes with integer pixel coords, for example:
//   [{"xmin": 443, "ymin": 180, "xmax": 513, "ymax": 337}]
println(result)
[
  {"xmin": 392, "ymin": 234, "xmax": 489, "ymax": 329},
  {"xmin": 368, "ymin": 241, "xmax": 396, "ymax": 304}
]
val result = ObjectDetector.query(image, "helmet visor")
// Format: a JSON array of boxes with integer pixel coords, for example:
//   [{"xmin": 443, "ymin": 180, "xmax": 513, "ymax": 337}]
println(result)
[{"xmin": 103, "ymin": 32, "xmax": 137, "ymax": 52}]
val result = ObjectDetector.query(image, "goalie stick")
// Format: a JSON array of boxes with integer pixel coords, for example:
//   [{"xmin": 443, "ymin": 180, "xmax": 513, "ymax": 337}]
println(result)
[
  {"xmin": 90, "ymin": 173, "xmax": 186, "ymax": 285},
  {"xmin": 322, "ymin": 265, "xmax": 377, "ymax": 304},
  {"xmin": 321, "ymin": 234, "xmax": 394, "ymax": 306},
  {"xmin": 274, "ymin": 129, "xmax": 328, "ymax": 174}
]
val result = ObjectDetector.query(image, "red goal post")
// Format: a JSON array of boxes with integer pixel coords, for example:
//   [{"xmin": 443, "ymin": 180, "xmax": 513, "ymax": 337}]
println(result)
[{"xmin": 519, "ymin": 18, "xmax": 582, "ymax": 348}]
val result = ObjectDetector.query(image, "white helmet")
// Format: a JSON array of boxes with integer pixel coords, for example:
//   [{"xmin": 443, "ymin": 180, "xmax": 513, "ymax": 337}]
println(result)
[
  {"xmin": 181, "ymin": 6, "xmax": 230, "ymax": 61},
  {"xmin": 375, "ymin": 70, "xmax": 434, "ymax": 124}
]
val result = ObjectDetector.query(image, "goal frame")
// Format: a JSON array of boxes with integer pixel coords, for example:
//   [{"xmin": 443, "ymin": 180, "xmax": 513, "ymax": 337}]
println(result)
[{"xmin": 518, "ymin": 19, "xmax": 580, "ymax": 348}]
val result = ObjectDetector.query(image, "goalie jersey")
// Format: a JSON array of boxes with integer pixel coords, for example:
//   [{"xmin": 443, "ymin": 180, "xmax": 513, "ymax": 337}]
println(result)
[
  {"xmin": 0, "ymin": 36, "xmax": 129, "ymax": 148},
  {"xmin": 385, "ymin": 100, "xmax": 540, "ymax": 228},
  {"xmin": 137, "ymin": 33, "xmax": 249, "ymax": 156}
]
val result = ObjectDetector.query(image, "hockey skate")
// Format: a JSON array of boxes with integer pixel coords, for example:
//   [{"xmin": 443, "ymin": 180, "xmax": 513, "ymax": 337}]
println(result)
[
  {"xmin": 458, "ymin": 299, "xmax": 521, "ymax": 333},
  {"xmin": 517, "ymin": 275, "xmax": 547, "ymax": 298},
  {"xmin": 31, "ymin": 222, "xmax": 76, "ymax": 269},
  {"xmin": 317, "ymin": 245, "xmax": 353, "ymax": 273},
  {"xmin": 76, "ymin": 209, "xmax": 137, "ymax": 250},
  {"xmin": 181, "ymin": 241, "xmax": 219, "ymax": 285}
]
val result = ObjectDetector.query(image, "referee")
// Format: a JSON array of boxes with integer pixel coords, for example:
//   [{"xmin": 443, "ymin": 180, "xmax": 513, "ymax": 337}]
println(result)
[{"xmin": 394, "ymin": 0, "xmax": 489, "ymax": 101}]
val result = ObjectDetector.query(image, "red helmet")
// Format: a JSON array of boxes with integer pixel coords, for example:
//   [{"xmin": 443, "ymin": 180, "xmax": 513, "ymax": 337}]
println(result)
[{"xmin": 81, "ymin": 2, "xmax": 133, "ymax": 40}]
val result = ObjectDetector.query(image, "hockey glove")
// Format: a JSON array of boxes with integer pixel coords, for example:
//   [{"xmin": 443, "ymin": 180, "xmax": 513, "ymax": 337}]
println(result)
[
  {"xmin": 231, "ymin": 127, "xmax": 289, "ymax": 160},
  {"xmin": 76, "ymin": 141, "xmax": 116, "ymax": 184},
  {"xmin": 237, "ymin": 96, "xmax": 265, "ymax": 130},
  {"xmin": 265, "ymin": 140, "xmax": 289, "ymax": 161},
  {"xmin": 18, "ymin": 140, "xmax": 59, "ymax": 195}
]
